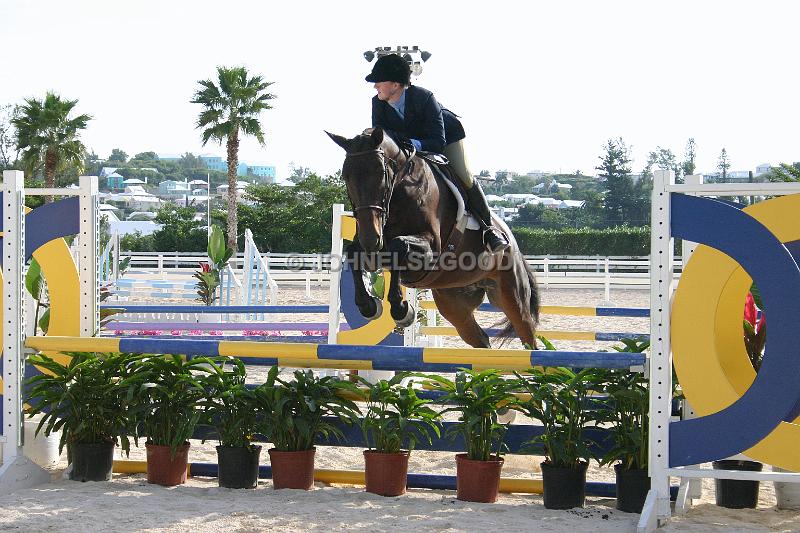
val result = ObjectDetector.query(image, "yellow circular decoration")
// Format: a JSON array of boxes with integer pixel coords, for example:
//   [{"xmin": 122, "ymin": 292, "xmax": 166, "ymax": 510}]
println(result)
[{"xmin": 672, "ymin": 194, "xmax": 800, "ymax": 469}]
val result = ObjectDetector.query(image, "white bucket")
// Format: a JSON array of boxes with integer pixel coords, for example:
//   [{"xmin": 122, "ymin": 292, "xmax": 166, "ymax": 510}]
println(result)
[
  {"xmin": 774, "ymin": 466, "xmax": 800, "ymax": 510},
  {"xmin": 11, "ymin": 416, "xmax": 63, "ymax": 468}
]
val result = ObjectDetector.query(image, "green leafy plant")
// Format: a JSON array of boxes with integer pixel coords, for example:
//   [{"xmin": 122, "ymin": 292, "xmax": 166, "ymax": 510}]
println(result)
[
  {"xmin": 194, "ymin": 224, "xmax": 234, "ymax": 306},
  {"xmin": 424, "ymin": 369, "xmax": 518, "ymax": 461},
  {"xmin": 125, "ymin": 354, "xmax": 207, "ymax": 456},
  {"xmin": 25, "ymin": 258, "xmax": 50, "ymax": 334},
  {"xmin": 253, "ymin": 367, "xmax": 362, "ymax": 452},
  {"xmin": 358, "ymin": 373, "xmax": 441, "ymax": 453},
  {"xmin": 25, "ymin": 351, "xmax": 141, "ymax": 455},
  {"xmin": 196, "ymin": 357, "xmax": 258, "ymax": 449},
  {"xmin": 597, "ymin": 368, "xmax": 649, "ymax": 471},
  {"xmin": 514, "ymin": 367, "xmax": 602, "ymax": 468}
]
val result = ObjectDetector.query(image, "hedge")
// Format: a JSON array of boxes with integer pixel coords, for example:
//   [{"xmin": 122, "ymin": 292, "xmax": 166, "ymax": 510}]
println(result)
[{"xmin": 512, "ymin": 226, "xmax": 652, "ymax": 256}]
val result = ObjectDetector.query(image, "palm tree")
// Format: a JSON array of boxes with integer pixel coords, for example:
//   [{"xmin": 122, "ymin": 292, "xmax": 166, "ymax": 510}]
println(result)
[
  {"xmin": 12, "ymin": 92, "xmax": 92, "ymax": 202},
  {"xmin": 192, "ymin": 66, "xmax": 275, "ymax": 249}
]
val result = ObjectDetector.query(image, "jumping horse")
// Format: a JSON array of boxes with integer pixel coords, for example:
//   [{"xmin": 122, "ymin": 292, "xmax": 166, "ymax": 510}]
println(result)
[{"xmin": 327, "ymin": 128, "xmax": 540, "ymax": 348}]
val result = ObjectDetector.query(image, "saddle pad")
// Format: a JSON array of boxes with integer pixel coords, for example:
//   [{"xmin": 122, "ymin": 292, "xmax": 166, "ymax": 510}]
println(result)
[{"xmin": 422, "ymin": 158, "xmax": 481, "ymax": 231}]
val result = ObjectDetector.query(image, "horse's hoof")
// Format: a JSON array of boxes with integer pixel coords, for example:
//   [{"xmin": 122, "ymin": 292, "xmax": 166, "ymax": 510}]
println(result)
[
  {"xmin": 361, "ymin": 297, "xmax": 383, "ymax": 321},
  {"xmin": 393, "ymin": 303, "xmax": 416, "ymax": 329}
]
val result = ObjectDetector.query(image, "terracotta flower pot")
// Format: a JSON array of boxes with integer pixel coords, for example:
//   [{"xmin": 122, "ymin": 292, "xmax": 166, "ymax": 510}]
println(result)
[
  {"xmin": 364, "ymin": 450, "xmax": 410, "ymax": 497},
  {"xmin": 455, "ymin": 453, "xmax": 504, "ymax": 503},
  {"xmin": 146, "ymin": 442, "xmax": 190, "ymax": 486},
  {"xmin": 268, "ymin": 448, "xmax": 315, "ymax": 490}
]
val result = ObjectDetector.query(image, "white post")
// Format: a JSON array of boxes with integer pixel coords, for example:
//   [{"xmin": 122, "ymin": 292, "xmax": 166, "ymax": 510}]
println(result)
[
  {"xmin": 641, "ymin": 169, "xmax": 675, "ymax": 531},
  {"xmin": 327, "ymin": 204, "xmax": 344, "ymax": 347},
  {"xmin": 79, "ymin": 176, "xmax": 99, "ymax": 336},
  {"xmin": 543, "ymin": 257, "xmax": 550, "ymax": 289},
  {"xmin": 0, "ymin": 170, "xmax": 51, "ymax": 494}
]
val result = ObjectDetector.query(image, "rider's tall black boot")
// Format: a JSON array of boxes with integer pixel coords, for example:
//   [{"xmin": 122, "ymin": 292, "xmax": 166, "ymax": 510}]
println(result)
[{"xmin": 465, "ymin": 182, "xmax": 509, "ymax": 253}]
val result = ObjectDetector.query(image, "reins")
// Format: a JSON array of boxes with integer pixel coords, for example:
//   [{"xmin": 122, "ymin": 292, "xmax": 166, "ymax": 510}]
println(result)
[{"xmin": 344, "ymin": 144, "xmax": 416, "ymax": 228}]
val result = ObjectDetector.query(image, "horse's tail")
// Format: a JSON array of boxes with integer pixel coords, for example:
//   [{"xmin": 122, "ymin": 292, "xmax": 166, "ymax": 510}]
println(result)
[{"xmin": 495, "ymin": 253, "xmax": 540, "ymax": 347}]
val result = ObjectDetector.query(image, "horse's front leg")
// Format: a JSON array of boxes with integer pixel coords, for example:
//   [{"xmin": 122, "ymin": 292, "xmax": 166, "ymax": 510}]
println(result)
[
  {"xmin": 385, "ymin": 236, "xmax": 432, "ymax": 328},
  {"xmin": 346, "ymin": 240, "xmax": 382, "ymax": 321}
]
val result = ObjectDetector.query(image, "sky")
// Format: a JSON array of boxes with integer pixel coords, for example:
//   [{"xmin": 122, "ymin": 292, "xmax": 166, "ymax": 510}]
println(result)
[{"xmin": 2, "ymin": 1, "xmax": 798, "ymax": 182}]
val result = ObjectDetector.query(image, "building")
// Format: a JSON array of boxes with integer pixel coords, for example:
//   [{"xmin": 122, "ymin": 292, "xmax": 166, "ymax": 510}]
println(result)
[
  {"xmin": 248, "ymin": 165, "xmax": 277, "ymax": 182},
  {"xmin": 199, "ymin": 155, "xmax": 248, "ymax": 177},
  {"xmin": 756, "ymin": 163, "xmax": 772, "ymax": 176},
  {"xmin": 158, "ymin": 180, "xmax": 192, "ymax": 197},
  {"xmin": 105, "ymin": 172, "xmax": 125, "ymax": 190}
]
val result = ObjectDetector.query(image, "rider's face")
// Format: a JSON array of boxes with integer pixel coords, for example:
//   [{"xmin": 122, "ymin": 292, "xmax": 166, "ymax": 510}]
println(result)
[{"xmin": 374, "ymin": 81, "xmax": 403, "ymax": 103}]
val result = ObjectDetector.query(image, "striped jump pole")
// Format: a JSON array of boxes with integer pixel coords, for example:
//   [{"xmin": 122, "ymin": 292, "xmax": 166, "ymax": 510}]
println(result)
[{"xmin": 26, "ymin": 336, "xmax": 645, "ymax": 371}]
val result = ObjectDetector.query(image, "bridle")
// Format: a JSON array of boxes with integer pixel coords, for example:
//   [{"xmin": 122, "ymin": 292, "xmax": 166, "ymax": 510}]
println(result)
[{"xmin": 344, "ymin": 144, "xmax": 416, "ymax": 231}]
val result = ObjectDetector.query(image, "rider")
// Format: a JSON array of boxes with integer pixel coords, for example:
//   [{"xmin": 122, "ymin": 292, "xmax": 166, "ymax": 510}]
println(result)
[{"xmin": 365, "ymin": 53, "xmax": 509, "ymax": 253}]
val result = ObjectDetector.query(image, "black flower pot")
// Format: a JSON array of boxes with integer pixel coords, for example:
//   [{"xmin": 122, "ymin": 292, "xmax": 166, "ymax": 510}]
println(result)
[
  {"xmin": 615, "ymin": 464, "xmax": 650, "ymax": 513},
  {"xmin": 712, "ymin": 460, "xmax": 762, "ymax": 509},
  {"xmin": 217, "ymin": 445, "xmax": 261, "ymax": 489},
  {"xmin": 70, "ymin": 441, "xmax": 115, "ymax": 482},
  {"xmin": 541, "ymin": 461, "xmax": 588, "ymax": 509}
]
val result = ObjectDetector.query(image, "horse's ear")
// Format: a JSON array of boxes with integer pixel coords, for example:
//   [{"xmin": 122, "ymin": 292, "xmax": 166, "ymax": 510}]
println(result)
[
  {"xmin": 325, "ymin": 131, "xmax": 350, "ymax": 151},
  {"xmin": 370, "ymin": 127, "xmax": 384, "ymax": 147}
]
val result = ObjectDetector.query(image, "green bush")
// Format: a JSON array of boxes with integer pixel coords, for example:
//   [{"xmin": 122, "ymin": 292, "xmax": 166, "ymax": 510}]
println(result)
[{"xmin": 512, "ymin": 226, "xmax": 651, "ymax": 256}]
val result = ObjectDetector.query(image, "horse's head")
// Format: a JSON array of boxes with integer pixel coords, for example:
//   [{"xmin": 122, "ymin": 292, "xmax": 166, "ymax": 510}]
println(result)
[{"xmin": 326, "ymin": 128, "xmax": 404, "ymax": 253}]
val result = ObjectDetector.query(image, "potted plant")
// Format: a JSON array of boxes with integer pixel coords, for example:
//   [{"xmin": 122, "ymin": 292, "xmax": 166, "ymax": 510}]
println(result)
[
  {"xmin": 358, "ymin": 374, "xmax": 441, "ymax": 496},
  {"xmin": 197, "ymin": 357, "xmax": 261, "ymax": 489},
  {"xmin": 424, "ymin": 369, "xmax": 518, "ymax": 503},
  {"xmin": 596, "ymin": 340, "xmax": 650, "ymax": 513},
  {"xmin": 126, "ymin": 354, "xmax": 207, "ymax": 486},
  {"xmin": 515, "ymin": 367, "xmax": 601, "ymax": 509},
  {"xmin": 713, "ymin": 289, "xmax": 764, "ymax": 508},
  {"xmin": 25, "ymin": 351, "xmax": 140, "ymax": 481},
  {"xmin": 253, "ymin": 367, "xmax": 361, "ymax": 490}
]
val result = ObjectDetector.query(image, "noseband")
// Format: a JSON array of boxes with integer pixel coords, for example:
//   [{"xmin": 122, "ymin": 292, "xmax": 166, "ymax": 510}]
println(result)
[{"xmin": 344, "ymin": 145, "xmax": 416, "ymax": 227}]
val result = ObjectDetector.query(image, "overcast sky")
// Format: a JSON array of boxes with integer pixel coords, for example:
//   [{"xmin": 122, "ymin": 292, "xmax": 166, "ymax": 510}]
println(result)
[{"xmin": 2, "ymin": 1, "xmax": 798, "ymax": 181}]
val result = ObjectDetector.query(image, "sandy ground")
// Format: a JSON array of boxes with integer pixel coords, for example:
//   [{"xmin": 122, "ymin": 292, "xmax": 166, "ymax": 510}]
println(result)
[{"xmin": 2, "ymin": 285, "xmax": 799, "ymax": 531}]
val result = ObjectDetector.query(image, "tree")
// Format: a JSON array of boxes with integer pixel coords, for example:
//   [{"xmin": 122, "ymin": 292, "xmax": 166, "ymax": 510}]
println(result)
[
  {"xmin": 595, "ymin": 138, "xmax": 638, "ymax": 226},
  {"xmin": 765, "ymin": 162, "xmax": 800, "ymax": 182},
  {"xmin": 238, "ymin": 172, "xmax": 348, "ymax": 253},
  {"xmin": 107, "ymin": 148, "xmax": 128, "ymax": 164},
  {"xmin": 717, "ymin": 148, "xmax": 731, "ymax": 180},
  {"xmin": 192, "ymin": 66, "xmax": 276, "ymax": 249},
  {"xmin": 11, "ymin": 92, "xmax": 91, "ymax": 202},
  {"xmin": 682, "ymin": 138, "xmax": 697, "ymax": 177},
  {"xmin": 179, "ymin": 152, "xmax": 206, "ymax": 170},
  {"xmin": 0, "ymin": 104, "xmax": 17, "ymax": 169},
  {"xmin": 130, "ymin": 151, "xmax": 158, "ymax": 164},
  {"xmin": 288, "ymin": 163, "xmax": 313, "ymax": 184},
  {"xmin": 152, "ymin": 204, "xmax": 208, "ymax": 251}
]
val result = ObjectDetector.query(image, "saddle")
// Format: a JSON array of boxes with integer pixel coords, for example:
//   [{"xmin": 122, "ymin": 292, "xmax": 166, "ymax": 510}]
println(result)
[{"xmin": 417, "ymin": 151, "xmax": 480, "ymax": 232}]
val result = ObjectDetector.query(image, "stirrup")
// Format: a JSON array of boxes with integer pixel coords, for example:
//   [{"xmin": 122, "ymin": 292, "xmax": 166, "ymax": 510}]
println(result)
[{"xmin": 483, "ymin": 227, "xmax": 509, "ymax": 253}]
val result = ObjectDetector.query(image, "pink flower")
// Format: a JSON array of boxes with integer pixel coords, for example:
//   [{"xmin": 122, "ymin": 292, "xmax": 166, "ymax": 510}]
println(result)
[{"xmin": 744, "ymin": 292, "xmax": 765, "ymax": 333}]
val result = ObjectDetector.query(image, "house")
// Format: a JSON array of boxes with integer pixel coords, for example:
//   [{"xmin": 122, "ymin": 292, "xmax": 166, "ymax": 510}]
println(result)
[
  {"xmin": 248, "ymin": 165, "xmax": 277, "ymax": 182},
  {"xmin": 755, "ymin": 163, "xmax": 771, "ymax": 176},
  {"xmin": 502, "ymin": 193, "xmax": 540, "ymax": 204},
  {"xmin": 159, "ymin": 180, "xmax": 192, "ymax": 197},
  {"xmin": 105, "ymin": 172, "xmax": 125, "ymax": 190}
]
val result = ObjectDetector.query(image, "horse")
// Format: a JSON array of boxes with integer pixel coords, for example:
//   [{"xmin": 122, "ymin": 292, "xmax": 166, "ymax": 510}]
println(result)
[{"xmin": 327, "ymin": 128, "xmax": 540, "ymax": 349}]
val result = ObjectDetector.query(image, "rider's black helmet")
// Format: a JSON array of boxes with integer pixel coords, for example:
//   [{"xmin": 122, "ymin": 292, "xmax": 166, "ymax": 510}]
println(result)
[{"xmin": 365, "ymin": 54, "xmax": 411, "ymax": 85}]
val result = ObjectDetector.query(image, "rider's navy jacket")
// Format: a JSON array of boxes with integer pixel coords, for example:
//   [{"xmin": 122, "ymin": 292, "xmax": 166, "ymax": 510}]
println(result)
[{"xmin": 371, "ymin": 85, "xmax": 465, "ymax": 154}]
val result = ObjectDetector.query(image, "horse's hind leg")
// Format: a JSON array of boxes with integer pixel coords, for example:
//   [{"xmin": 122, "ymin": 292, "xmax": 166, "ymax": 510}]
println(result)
[
  {"xmin": 431, "ymin": 286, "xmax": 490, "ymax": 349},
  {"xmin": 487, "ymin": 264, "xmax": 538, "ymax": 349}
]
